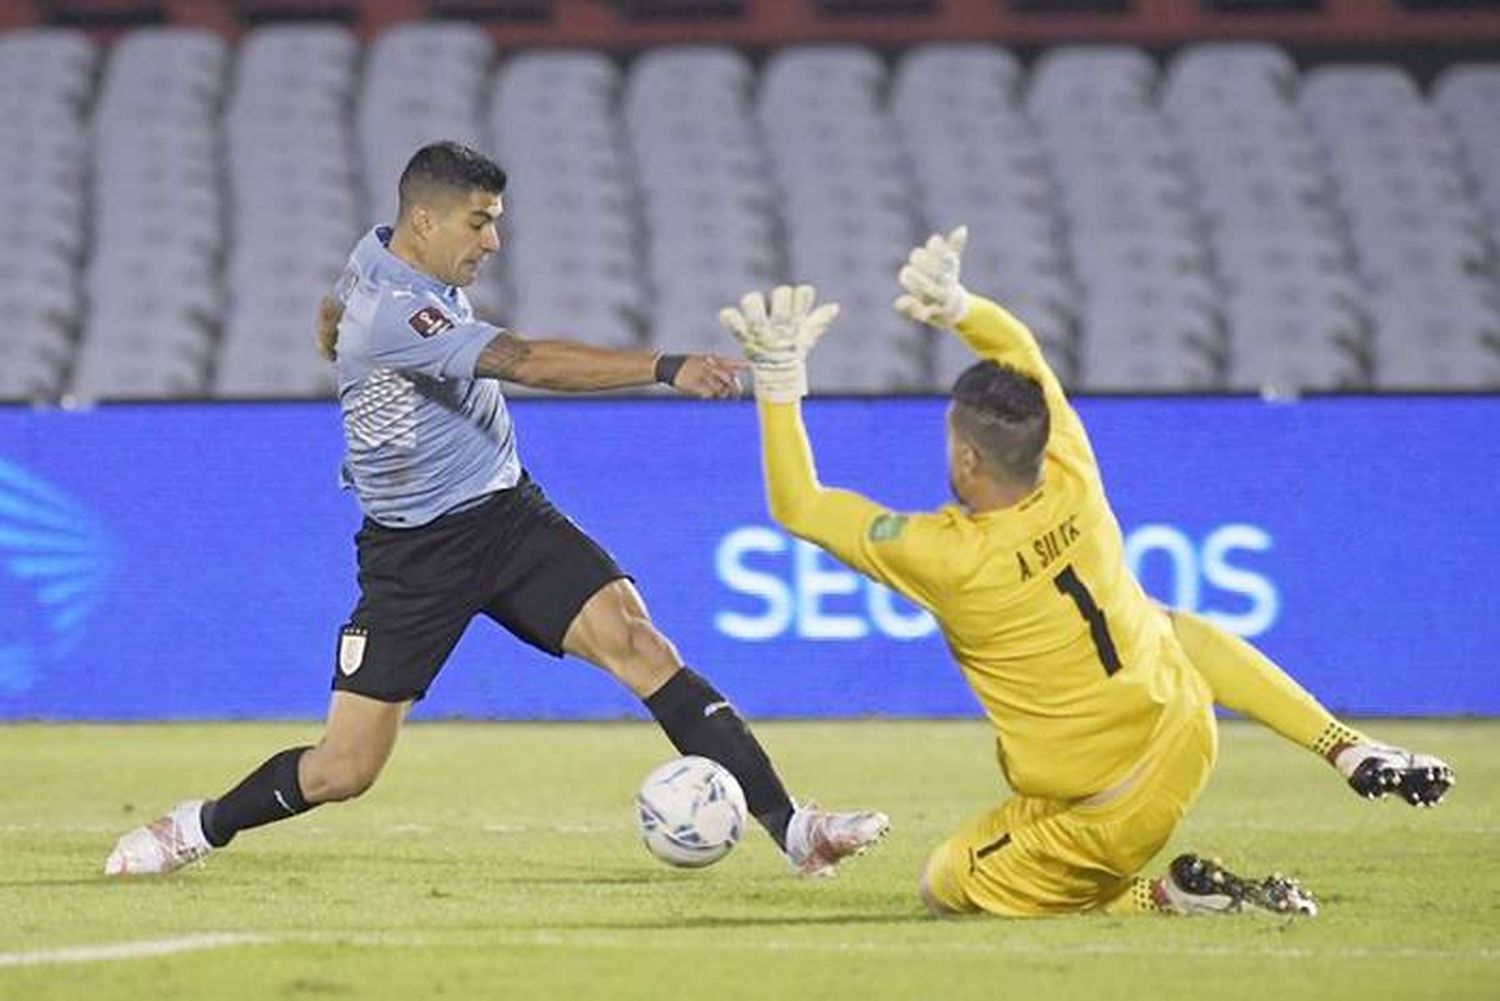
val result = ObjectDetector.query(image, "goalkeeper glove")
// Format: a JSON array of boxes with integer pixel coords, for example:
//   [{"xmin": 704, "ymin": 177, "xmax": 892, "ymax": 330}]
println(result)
[
  {"xmin": 719, "ymin": 284, "xmax": 840, "ymax": 404},
  {"xmin": 895, "ymin": 225, "xmax": 971, "ymax": 328}
]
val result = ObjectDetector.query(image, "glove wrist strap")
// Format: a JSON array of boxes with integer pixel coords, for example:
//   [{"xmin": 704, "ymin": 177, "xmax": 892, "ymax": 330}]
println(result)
[{"xmin": 752, "ymin": 363, "xmax": 807, "ymax": 404}]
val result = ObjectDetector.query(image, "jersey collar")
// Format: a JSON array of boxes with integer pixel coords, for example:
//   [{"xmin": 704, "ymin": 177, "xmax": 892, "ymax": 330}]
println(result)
[{"xmin": 368, "ymin": 225, "xmax": 459, "ymax": 301}]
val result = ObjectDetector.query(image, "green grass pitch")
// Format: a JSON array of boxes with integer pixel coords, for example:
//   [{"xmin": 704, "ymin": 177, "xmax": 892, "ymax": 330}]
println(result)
[{"xmin": 0, "ymin": 720, "xmax": 1495, "ymax": 1000}]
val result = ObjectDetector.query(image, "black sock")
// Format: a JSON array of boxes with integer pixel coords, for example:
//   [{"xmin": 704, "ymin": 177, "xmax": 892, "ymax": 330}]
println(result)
[
  {"xmin": 643, "ymin": 668, "xmax": 796, "ymax": 849},
  {"xmin": 200, "ymin": 746, "xmax": 315, "ymax": 848}
]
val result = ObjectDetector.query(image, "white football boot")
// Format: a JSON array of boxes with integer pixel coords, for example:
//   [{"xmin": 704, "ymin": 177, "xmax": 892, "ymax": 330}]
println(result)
[
  {"xmin": 785, "ymin": 802, "xmax": 890, "ymax": 878},
  {"xmin": 1334, "ymin": 743, "xmax": 1454, "ymax": 806},
  {"xmin": 1157, "ymin": 854, "xmax": 1318, "ymax": 917},
  {"xmin": 104, "ymin": 799, "xmax": 212, "ymax": 876}
]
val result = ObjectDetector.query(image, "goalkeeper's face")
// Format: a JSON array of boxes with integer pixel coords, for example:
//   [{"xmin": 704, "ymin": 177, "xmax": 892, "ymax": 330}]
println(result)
[{"xmin": 425, "ymin": 189, "xmax": 504, "ymax": 287}]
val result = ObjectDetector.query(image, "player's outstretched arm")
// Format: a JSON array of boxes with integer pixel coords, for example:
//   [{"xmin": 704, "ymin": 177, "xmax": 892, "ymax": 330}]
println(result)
[
  {"xmin": 473, "ymin": 331, "xmax": 744, "ymax": 398},
  {"xmin": 720, "ymin": 287, "xmax": 947, "ymax": 606}
]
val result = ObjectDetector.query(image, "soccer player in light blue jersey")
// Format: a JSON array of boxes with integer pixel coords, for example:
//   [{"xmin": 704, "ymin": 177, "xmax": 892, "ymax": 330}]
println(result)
[{"xmin": 106, "ymin": 142, "xmax": 887, "ymax": 878}]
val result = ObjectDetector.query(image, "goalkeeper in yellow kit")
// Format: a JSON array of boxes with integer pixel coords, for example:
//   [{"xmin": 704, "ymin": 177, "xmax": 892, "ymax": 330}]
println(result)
[{"xmin": 719, "ymin": 227, "xmax": 1455, "ymax": 918}]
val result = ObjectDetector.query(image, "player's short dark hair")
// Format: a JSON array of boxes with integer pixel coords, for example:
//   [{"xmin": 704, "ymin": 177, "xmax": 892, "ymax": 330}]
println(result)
[
  {"xmin": 397, "ymin": 141, "xmax": 507, "ymax": 218},
  {"xmin": 950, "ymin": 361, "xmax": 1050, "ymax": 485}
]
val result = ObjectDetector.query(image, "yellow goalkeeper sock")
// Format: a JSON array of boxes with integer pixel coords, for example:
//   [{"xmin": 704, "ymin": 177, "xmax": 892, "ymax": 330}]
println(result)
[
  {"xmin": 1169, "ymin": 609, "xmax": 1366, "ymax": 763},
  {"xmin": 1102, "ymin": 877, "xmax": 1172, "ymax": 915}
]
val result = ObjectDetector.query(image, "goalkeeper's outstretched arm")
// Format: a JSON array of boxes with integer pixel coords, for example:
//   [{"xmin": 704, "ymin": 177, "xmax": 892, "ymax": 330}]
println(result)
[
  {"xmin": 758, "ymin": 399, "xmax": 890, "ymax": 569},
  {"xmin": 721, "ymin": 286, "xmax": 950, "ymax": 609}
]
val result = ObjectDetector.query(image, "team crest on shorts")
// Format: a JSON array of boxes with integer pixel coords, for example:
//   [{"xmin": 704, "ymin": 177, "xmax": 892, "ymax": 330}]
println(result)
[{"xmin": 339, "ymin": 626, "xmax": 369, "ymax": 676}]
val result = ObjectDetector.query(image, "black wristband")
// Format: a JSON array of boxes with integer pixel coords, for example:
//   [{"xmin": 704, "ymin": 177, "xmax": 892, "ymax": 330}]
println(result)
[{"xmin": 654, "ymin": 353, "xmax": 688, "ymax": 386}]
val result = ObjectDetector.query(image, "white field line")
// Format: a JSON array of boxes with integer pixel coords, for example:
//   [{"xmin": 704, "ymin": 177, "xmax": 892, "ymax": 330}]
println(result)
[
  {"xmin": 0, "ymin": 933, "xmax": 272, "ymax": 968},
  {"xmin": 4, "ymin": 931, "xmax": 1496, "ymax": 969}
]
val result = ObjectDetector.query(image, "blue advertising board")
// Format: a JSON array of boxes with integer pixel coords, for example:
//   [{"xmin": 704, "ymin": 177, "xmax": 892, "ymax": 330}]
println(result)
[{"xmin": 0, "ymin": 395, "xmax": 1496, "ymax": 719}]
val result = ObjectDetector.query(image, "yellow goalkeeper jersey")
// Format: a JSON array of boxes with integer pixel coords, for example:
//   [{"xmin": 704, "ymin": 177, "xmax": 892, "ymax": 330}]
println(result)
[{"xmin": 758, "ymin": 296, "xmax": 1206, "ymax": 801}]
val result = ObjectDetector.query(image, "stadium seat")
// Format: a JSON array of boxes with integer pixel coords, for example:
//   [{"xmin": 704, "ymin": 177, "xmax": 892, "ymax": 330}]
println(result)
[
  {"xmin": 627, "ymin": 46, "xmax": 774, "ymax": 352},
  {"xmin": 489, "ymin": 49, "xmax": 642, "ymax": 348},
  {"xmin": 1079, "ymin": 300, "xmax": 1222, "ymax": 391},
  {"xmin": 756, "ymin": 46, "xmax": 924, "ymax": 391},
  {"xmin": 1371, "ymin": 297, "xmax": 1500, "ymax": 390},
  {"xmin": 218, "ymin": 23, "xmax": 360, "ymax": 396},
  {"xmin": 1225, "ymin": 297, "xmax": 1368, "ymax": 392},
  {"xmin": 69, "ymin": 28, "xmax": 226, "ymax": 400},
  {"xmin": 1434, "ymin": 63, "xmax": 1500, "ymax": 256},
  {"xmin": 891, "ymin": 43, "xmax": 1073, "ymax": 386},
  {"xmin": 1162, "ymin": 41, "xmax": 1296, "ymax": 110},
  {"xmin": 1030, "ymin": 45, "xmax": 1221, "ymax": 391},
  {"xmin": 0, "ymin": 29, "xmax": 97, "ymax": 399},
  {"xmin": 1027, "ymin": 45, "xmax": 1155, "ymax": 117},
  {"xmin": 7, "ymin": 23, "xmax": 1500, "ymax": 399},
  {"xmin": 1297, "ymin": 61, "xmax": 1499, "ymax": 386},
  {"xmin": 362, "ymin": 23, "xmax": 494, "ymax": 226}
]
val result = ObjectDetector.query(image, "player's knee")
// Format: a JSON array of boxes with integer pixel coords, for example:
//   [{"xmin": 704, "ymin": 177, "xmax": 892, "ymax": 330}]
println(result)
[
  {"xmin": 598, "ymin": 614, "xmax": 680, "ymax": 690},
  {"xmin": 316, "ymin": 766, "xmax": 380, "ymax": 804},
  {"xmin": 623, "ymin": 615, "xmax": 676, "ymax": 666},
  {"xmin": 302, "ymin": 750, "xmax": 383, "ymax": 803}
]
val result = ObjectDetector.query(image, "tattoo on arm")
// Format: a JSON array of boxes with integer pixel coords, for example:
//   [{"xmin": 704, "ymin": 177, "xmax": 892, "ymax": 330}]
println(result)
[{"xmin": 475, "ymin": 332, "xmax": 532, "ymax": 381}]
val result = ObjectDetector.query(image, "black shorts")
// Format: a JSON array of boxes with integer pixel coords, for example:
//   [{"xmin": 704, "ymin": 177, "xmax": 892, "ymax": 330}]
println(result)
[{"xmin": 332, "ymin": 473, "xmax": 627, "ymax": 702}]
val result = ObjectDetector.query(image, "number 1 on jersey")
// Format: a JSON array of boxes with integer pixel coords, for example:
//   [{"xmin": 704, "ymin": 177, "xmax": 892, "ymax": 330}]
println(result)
[{"xmin": 1054, "ymin": 564, "xmax": 1122, "ymax": 677}]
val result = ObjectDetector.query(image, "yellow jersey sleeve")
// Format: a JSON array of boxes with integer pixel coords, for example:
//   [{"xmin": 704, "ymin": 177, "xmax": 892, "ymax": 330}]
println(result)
[
  {"xmin": 757, "ymin": 400, "xmax": 962, "ymax": 613},
  {"xmin": 953, "ymin": 295, "xmax": 1098, "ymax": 474}
]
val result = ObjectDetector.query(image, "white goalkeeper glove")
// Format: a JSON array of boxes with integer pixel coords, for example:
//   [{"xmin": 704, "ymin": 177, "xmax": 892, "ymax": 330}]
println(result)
[
  {"xmin": 895, "ymin": 225, "xmax": 971, "ymax": 328},
  {"xmin": 719, "ymin": 284, "xmax": 840, "ymax": 404}
]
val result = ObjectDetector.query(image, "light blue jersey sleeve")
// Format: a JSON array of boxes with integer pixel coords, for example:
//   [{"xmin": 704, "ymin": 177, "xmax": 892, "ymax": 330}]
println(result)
[{"xmin": 344, "ymin": 285, "xmax": 498, "ymax": 383}]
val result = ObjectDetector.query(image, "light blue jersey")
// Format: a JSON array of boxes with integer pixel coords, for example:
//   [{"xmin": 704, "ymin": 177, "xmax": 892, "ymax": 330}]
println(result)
[{"xmin": 332, "ymin": 226, "xmax": 521, "ymax": 528}]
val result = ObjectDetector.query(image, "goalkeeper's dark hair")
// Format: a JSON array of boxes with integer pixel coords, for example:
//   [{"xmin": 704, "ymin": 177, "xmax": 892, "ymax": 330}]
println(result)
[
  {"xmin": 950, "ymin": 361, "xmax": 1050, "ymax": 485},
  {"xmin": 397, "ymin": 141, "xmax": 507, "ymax": 218}
]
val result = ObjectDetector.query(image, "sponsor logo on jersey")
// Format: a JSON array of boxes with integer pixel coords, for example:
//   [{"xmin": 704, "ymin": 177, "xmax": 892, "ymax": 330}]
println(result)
[{"xmin": 407, "ymin": 305, "xmax": 454, "ymax": 338}]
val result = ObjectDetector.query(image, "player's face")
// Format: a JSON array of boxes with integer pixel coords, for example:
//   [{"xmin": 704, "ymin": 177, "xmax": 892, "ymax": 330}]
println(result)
[{"xmin": 432, "ymin": 190, "xmax": 504, "ymax": 287}]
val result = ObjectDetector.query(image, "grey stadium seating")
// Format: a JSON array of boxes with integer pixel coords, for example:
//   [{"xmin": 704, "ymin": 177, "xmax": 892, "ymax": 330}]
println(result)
[{"xmin": 0, "ymin": 28, "xmax": 1497, "ymax": 400}]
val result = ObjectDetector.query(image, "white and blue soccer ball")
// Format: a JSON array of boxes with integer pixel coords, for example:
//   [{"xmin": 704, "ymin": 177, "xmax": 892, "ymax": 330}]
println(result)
[{"xmin": 636, "ymin": 755, "xmax": 748, "ymax": 868}]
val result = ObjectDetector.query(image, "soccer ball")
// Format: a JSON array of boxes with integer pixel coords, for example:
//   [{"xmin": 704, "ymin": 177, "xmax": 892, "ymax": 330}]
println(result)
[{"xmin": 635, "ymin": 755, "xmax": 748, "ymax": 868}]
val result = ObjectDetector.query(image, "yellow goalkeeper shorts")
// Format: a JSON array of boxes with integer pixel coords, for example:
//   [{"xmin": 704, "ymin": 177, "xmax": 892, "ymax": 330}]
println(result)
[{"xmin": 923, "ymin": 673, "xmax": 1217, "ymax": 917}]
